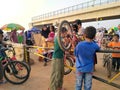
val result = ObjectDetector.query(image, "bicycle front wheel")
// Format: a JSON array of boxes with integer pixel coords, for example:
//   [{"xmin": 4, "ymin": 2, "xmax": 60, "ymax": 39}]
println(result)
[
  {"xmin": 106, "ymin": 57, "xmax": 112, "ymax": 78},
  {"xmin": 4, "ymin": 61, "xmax": 30, "ymax": 84},
  {"xmin": 58, "ymin": 20, "xmax": 72, "ymax": 51},
  {"xmin": 64, "ymin": 56, "xmax": 74, "ymax": 75}
]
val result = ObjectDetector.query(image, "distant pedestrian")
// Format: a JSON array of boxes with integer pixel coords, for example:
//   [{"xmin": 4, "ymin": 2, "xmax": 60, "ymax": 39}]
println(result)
[
  {"xmin": 18, "ymin": 31, "xmax": 24, "ymax": 44},
  {"xmin": 10, "ymin": 29, "xmax": 18, "ymax": 43},
  {"xmin": 96, "ymin": 30, "xmax": 104, "ymax": 47},
  {"xmin": 74, "ymin": 19, "xmax": 84, "ymax": 41},
  {"xmin": 45, "ymin": 25, "xmax": 55, "ymax": 42},
  {"xmin": 25, "ymin": 30, "xmax": 34, "ymax": 45},
  {"xmin": 74, "ymin": 19, "xmax": 82, "ymax": 35},
  {"xmin": 41, "ymin": 25, "xmax": 50, "ymax": 38},
  {"xmin": 74, "ymin": 26, "xmax": 100, "ymax": 90},
  {"xmin": 43, "ymin": 25, "xmax": 55, "ymax": 66}
]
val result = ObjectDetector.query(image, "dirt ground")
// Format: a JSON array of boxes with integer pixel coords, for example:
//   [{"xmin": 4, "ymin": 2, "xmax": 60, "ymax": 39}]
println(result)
[{"xmin": 0, "ymin": 53, "xmax": 120, "ymax": 90}]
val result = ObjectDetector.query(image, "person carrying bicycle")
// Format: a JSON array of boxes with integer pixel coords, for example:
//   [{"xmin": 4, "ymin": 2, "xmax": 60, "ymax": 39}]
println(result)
[
  {"xmin": 49, "ymin": 27, "xmax": 67, "ymax": 90},
  {"xmin": 0, "ymin": 29, "xmax": 7, "ymax": 84},
  {"xmin": 108, "ymin": 34, "xmax": 120, "ymax": 73}
]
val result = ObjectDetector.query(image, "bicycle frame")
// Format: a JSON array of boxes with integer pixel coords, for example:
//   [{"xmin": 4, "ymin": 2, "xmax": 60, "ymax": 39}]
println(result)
[{"xmin": 1, "ymin": 46, "xmax": 23, "ymax": 74}]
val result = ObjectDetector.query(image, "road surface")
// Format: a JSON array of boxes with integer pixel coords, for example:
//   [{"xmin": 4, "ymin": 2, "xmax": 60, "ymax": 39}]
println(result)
[{"xmin": 0, "ymin": 53, "xmax": 120, "ymax": 90}]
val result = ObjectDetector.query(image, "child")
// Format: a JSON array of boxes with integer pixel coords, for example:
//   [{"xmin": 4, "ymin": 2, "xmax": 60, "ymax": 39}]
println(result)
[
  {"xmin": 45, "ymin": 25, "xmax": 55, "ymax": 42},
  {"xmin": 108, "ymin": 34, "xmax": 120, "ymax": 72},
  {"xmin": 43, "ymin": 25, "xmax": 55, "ymax": 66},
  {"xmin": 0, "ymin": 29, "xmax": 7, "ymax": 84},
  {"xmin": 49, "ymin": 27, "xmax": 67, "ymax": 90},
  {"xmin": 74, "ymin": 26, "xmax": 100, "ymax": 90}
]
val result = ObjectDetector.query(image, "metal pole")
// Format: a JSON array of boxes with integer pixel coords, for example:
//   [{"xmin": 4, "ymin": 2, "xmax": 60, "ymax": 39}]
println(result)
[
  {"xmin": 108, "ymin": 72, "xmax": 120, "ymax": 82},
  {"xmin": 24, "ymin": 45, "xmax": 30, "ymax": 65},
  {"xmin": 93, "ymin": 76, "xmax": 120, "ymax": 89},
  {"xmin": 97, "ymin": 49, "xmax": 120, "ymax": 53}
]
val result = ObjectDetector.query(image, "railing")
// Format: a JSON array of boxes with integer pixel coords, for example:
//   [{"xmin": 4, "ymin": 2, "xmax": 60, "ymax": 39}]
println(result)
[{"xmin": 32, "ymin": 0, "xmax": 120, "ymax": 21}]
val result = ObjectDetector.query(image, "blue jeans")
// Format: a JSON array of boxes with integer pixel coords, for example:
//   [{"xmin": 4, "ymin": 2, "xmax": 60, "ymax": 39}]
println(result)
[
  {"xmin": 112, "ymin": 58, "xmax": 120, "ymax": 70},
  {"xmin": 76, "ymin": 72, "xmax": 93, "ymax": 90}
]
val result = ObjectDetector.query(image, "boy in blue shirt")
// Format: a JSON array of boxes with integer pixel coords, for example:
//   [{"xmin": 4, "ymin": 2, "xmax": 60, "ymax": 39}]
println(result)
[{"xmin": 74, "ymin": 26, "xmax": 100, "ymax": 90}]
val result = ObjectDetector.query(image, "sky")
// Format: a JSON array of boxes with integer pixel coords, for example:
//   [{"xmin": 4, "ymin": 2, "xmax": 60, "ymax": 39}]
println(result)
[
  {"xmin": 0, "ymin": 0, "xmax": 89, "ymax": 30},
  {"xmin": 82, "ymin": 19, "xmax": 120, "ymax": 30},
  {"xmin": 1, "ymin": 0, "xmax": 119, "ymax": 30}
]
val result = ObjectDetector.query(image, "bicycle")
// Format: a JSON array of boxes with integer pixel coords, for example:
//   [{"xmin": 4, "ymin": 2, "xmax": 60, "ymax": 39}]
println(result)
[
  {"xmin": 6, "ymin": 44, "xmax": 31, "ymax": 72},
  {"xmin": 0, "ymin": 44, "xmax": 30, "ymax": 84},
  {"xmin": 57, "ymin": 20, "xmax": 79, "ymax": 75},
  {"xmin": 103, "ymin": 53, "xmax": 112, "ymax": 78},
  {"xmin": 29, "ymin": 45, "xmax": 75, "ymax": 75},
  {"xmin": 103, "ymin": 46, "xmax": 120, "ymax": 78},
  {"xmin": 64, "ymin": 51, "xmax": 75, "ymax": 75}
]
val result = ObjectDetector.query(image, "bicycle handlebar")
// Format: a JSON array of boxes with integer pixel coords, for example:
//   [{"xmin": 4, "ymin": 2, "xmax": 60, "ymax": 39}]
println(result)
[
  {"xmin": 0, "ymin": 44, "xmax": 15, "ymax": 55},
  {"xmin": 106, "ymin": 46, "xmax": 120, "ymax": 49},
  {"xmin": 97, "ymin": 49, "xmax": 120, "ymax": 53},
  {"xmin": 0, "ymin": 47, "xmax": 8, "ymax": 51},
  {"xmin": 112, "ymin": 47, "xmax": 120, "ymax": 49}
]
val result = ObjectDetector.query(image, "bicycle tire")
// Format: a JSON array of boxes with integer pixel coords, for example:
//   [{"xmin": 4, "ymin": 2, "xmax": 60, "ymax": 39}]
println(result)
[
  {"xmin": 64, "ymin": 56, "xmax": 74, "ymax": 75},
  {"xmin": 13, "ymin": 61, "xmax": 30, "ymax": 79},
  {"xmin": 22, "ymin": 61, "xmax": 31, "ymax": 72},
  {"xmin": 103, "ymin": 54, "xmax": 107, "ymax": 67},
  {"xmin": 4, "ymin": 61, "xmax": 30, "ymax": 84},
  {"xmin": 57, "ymin": 20, "xmax": 72, "ymax": 51},
  {"xmin": 106, "ymin": 57, "xmax": 112, "ymax": 78}
]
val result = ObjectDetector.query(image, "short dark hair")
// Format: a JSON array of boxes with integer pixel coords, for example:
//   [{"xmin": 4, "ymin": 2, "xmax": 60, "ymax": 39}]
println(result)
[
  {"xmin": 43, "ymin": 25, "xmax": 47, "ymax": 27},
  {"xmin": 113, "ymin": 34, "xmax": 119, "ymax": 38},
  {"xmin": 0, "ymin": 29, "xmax": 3, "ymax": 34},
  {"xmin": 61, "ymin": 27, "xmax": 67, "ymax": 33},
  {"xmin": 51, "ymin": 25, "xmax": 55, "ymax": 32},
  {"xmin": 84, "ymin": 26, "xmax": 96, "ymax": 39},
  {"xmin": 72, "ymin": 24, "xmax": 78, "ymax": 33},
  {"xmin": 75, "ymin": 19, "xmax": 82, "ymax": 26}
]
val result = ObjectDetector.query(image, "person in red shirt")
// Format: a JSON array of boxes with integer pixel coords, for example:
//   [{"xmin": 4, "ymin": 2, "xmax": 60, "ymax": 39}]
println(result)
[{"xmin": 108, "ymin": 34, "xmax": 120, "ymax": 72}]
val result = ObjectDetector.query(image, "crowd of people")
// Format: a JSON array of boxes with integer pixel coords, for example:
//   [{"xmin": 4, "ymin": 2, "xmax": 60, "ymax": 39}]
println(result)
[
  {"xmin": 0, "ymin": 19, "xmax": 120, "ymax": 90},
  {"xmin": 48, "ymin": 20, "xmax": 120, "ymax": 90}
]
